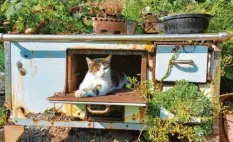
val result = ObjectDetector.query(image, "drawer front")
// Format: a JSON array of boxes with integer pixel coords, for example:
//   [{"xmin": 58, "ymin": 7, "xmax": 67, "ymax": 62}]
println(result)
[{"xmin": 155, "ymin": 45, "xmax": 208, "ymax": 83}]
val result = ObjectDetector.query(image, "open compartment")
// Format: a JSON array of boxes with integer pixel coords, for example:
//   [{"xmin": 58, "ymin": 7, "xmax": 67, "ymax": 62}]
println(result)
[
  {"xmin": 48, "ymin": 49, "xmax": 148, "ymax": 121},
  {"xmin": 65, "ymin": 49, "xmax": 147, "ymax": 94}
]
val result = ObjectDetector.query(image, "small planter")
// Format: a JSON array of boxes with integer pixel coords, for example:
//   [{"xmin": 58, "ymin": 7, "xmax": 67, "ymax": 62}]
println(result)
[
  {"xmin": 223, "ymin": 114, "xmax": 233, "ymax": 142},
  {"xmin": 160, "ymin": 107, "xmax": 201, "ymax": 124},
  {"xmin": 220, "ymin": 94, "xmax": 233, "ymax": 142},
  {"xmin": 92, "ymin": 17, "xmax": 126, "ymax": 34},
  {"xmin": 159, "ymin": 13, "xmax": 212, "ymax": 34},
  {"xmin": 92, "ymin": 17, "xmax": 137, "ymax": 35}
]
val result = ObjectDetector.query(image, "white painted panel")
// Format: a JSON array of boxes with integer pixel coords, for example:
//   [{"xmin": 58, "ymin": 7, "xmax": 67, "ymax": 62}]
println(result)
[
  {"xmin": 155, "ymin": 45, "xmax": 208, "ymax": 83},
  {"xmin": 10, "ymin": 41, "xmax": 151, "ymax": 114}
]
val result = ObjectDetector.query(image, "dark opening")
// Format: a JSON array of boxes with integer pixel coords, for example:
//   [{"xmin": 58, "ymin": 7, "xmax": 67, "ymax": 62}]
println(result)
[
  {"xmin": 114, "ymin": 31, "xmax": 121, "ymax": 34},
  {"xmin": 87, "ymin": 105, "xmax": 124, "ymax": 122},
  {"xmin": 100, "ymin": 30, "xmax": 108, "ymax": 34},
  {"xmin": 66, "ymin": 50, "xmax": 145, "ymax": 94}
]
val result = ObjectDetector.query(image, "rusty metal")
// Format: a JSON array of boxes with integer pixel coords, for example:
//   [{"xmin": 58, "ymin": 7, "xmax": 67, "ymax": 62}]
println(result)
[
  {"xmin": 138, "ymin": 107, "xmax": 146, "ymax": 123},
  {"xmin": 67, "ymin": 54, "xmax": 75, "ymax": 94},
  {"xmin": 210, "ymin": 42, "xmax": 222, "ymax": 142},
  {"xmin": 212, "ymin": 44, "xmax": 221, "ymax": 51},
  {"xmin": 153, "ymin": 51, "xmax": 156, "ymax": 82},
  {"xmin": 1, "ymin": 32, "xmax": 231, "ymax": 42},
  {"xmin": 147, "ymin": 54, "xmax": 153, "ymax": 72},
  {"xmin": 87, "ymin": 105, "xmax": 110, "ymax": 115},
  {"xmin": 154, "ymin": 41, "xmax": 214, "ymax": 46},
  {"xmin": 67, "ymin": 49, "xmax": 147, "ymax": 55},
  {"xmin": 12, "ymin": 119, "xmax": 148, "ymax": 130},
  {"xmin": 144, "ymin": 14, "xmax": 159, "ymax": 33},
  {"xmin": 4, "ymin": 125, "xmax": 24, "ymax": 142},
  {"xmin": 4, "ymin": 41, "xmax": 12, "ymax": 110},
  {"xmin": 87, "ymin": 105, "xmax": 124, "ymax": 122},
  {"xmin": 171, "ymin": 59, "xmax": 194, "ymax": 65},
  {"xmin": 92, "ymin": 17, "xmax": 126, "ymax": 34},
  {"xmin": 141, "ymin": 56, "xmax": 147, "ymax": 81},
  {"xmin": 124, "ymin": 106, "xmax": 148, "ymax": 123},
  {"xmin": 48, "ymin": 90, "xmax": 147, "ymax": 106}
]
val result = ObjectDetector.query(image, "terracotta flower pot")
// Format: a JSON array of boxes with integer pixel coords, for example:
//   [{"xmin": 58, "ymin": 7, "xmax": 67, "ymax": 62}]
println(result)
[
  {"xmin": 223, "ymin": 114, "xmax": 233, "ymax": 142},
  {"xmin": 92, "ymin": 17, "xmax": 137, "ymax": 35}
]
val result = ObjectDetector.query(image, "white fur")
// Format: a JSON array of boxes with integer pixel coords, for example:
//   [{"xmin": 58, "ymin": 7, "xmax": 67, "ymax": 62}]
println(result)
[{"xmin": 75, "ymin": 64, "xmax": 127, "ymax": 98}]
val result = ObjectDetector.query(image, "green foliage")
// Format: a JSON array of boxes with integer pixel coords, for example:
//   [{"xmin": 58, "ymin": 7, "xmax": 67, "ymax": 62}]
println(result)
[
  {"xmin": 221, "ymin": 54, "xmax": 233, "ymax": 80},
  {"xmin": 149, "ymin": 80, "xmax": 212, "ymax": 118},
  {"xmin": 127, "ymin": 77, "xmax": 218, "ymax": 141},
  {"xmin": 145, "ymin": 80, "xmax": 215, "ymax": 141},
  {"xmin": 0, "ymin": 107, "xmax": 5, "ymax": 128},
  {"xmin": 1, "ymin": 0, "xmax": 93, "ymax": 34},
  {"xmin": 147, "ymin": 116, "xmax": 213, "ymax": 142},
  {"xmin": 0, "ymin": 43, "xmax": 4, "ymax": 71}
]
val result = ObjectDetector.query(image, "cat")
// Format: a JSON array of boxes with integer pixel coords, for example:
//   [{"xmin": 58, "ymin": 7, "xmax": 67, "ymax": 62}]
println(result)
[{"xmin": 75, "ymin": 55, "xmax": 128, "ymax": 98}]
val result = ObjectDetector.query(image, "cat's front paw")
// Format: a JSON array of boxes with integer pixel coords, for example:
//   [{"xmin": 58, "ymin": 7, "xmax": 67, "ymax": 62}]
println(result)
[{"xmin": 75, "ymin": 90, "xmax": 87, "ymax": 98}]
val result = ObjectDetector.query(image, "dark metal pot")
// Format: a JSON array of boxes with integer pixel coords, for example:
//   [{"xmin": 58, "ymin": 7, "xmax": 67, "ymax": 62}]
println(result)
[{"xmin": 159, "ymin": 13, "xmax": 212, "ymax": 34}]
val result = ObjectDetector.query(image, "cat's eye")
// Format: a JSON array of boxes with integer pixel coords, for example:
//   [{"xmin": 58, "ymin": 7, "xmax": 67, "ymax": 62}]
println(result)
[{"xmin": 103, "ymin": 67, "xmax": 108, "ymax": 70}]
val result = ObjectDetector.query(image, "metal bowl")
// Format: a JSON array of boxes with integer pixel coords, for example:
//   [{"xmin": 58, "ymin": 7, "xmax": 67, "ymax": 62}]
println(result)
[{"xmin": 159, "ymin": 13, "xmax": 212, "ymax": 34}]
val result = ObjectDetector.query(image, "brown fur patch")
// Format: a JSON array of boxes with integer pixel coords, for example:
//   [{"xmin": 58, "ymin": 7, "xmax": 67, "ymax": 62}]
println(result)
[
  {"xmin": 89, "ymin": 61, "xmax": 101, "ymax": 73},
  {"xmin": 88, "ymin": 56, "xmax": 111, "ymax": 73}
]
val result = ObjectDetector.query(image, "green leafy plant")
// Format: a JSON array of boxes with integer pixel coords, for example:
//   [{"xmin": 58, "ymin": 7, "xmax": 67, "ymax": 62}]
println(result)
[
  {"xmin": 220, "ymin": 93, "xmax": 233, "ymax": 115},
  {"xmin": 127, "ymin": 79, "xmax": 218, "ymax": 142},
  {"xmin": 0, "ymin": 106, "xmax": 5, "ymax": 128},
  {"xmin": 1, "ymin": 0, "xmax": 93, "ymax": 34},
  {"xmin": 0, "ymin": 43, "xmax": 4, "ymax": 71},
  {"xmin": 148, "ymin": 80, "xmax": 215, "ymax": 142}
]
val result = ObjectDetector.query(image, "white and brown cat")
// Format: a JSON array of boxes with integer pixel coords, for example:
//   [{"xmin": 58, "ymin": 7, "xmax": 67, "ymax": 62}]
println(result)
[{"xmin": 75, "ymin": 55, "xmax": 127, "ymax": 98}]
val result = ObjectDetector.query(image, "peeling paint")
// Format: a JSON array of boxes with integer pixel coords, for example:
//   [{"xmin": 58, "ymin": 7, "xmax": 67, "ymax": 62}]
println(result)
[
  {"xmin": 59, "ymin": 104, "xmax": 86, "ymax": 120},
  {"xmin": 139, "ymin": 107, "xmax": 146, "ymax": 122},
  {"xmin": 33, "ymin": 66, "xmax": 37, "ymax": 77},
  {"xmin": 29, "ymin": 60, "xmax": 33, "ymax": 67},
  {"xmin": 124, "ymin": 106, "xmax": 147, "ymax": 123},
  {"xmin": 144, "ymin": 43, "xmax": 154, "ymax": 52},
  {"xmin": 88, "ymin": 122, "xmax": 92, "ymax": 128}
]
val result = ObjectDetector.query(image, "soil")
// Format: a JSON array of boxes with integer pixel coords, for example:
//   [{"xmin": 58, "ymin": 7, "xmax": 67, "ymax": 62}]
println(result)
[{"xmin": 20, "ymin": 126, "xmax": 141, "ymax": 142}]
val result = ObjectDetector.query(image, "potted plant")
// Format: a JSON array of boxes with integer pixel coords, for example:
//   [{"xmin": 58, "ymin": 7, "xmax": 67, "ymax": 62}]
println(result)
[
  {"xmin": 87, "ymin": 0, "xmax": 137, "ymax": 35},
  {"xmin": 220, "ymin": 93, "xmax": 233, "ymax": 142}
]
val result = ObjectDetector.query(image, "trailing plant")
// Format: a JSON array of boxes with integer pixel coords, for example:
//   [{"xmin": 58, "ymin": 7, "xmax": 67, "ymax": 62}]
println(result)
[
  {"xmin": 221, "ymin": 93, "xmax": 233, "ymax": 115},
  {"xmin": 150, "ymin": 81, "xmax": 216, "ymax": 142},
  {"xmin": 127, "ymin": 79, "xmax": 219, "ymax": 142}
]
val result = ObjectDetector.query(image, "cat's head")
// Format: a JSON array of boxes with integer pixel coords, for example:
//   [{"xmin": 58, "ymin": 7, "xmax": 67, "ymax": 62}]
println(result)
[{"xmin": 86, "ymin": 55, "xmax": 112, "ymax": 78}]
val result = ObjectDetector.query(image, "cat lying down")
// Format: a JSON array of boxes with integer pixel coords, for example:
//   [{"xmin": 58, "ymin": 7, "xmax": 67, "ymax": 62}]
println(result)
[{"xmin": 75, "ymin": 55, "xmax": 128, "ymax": 98}]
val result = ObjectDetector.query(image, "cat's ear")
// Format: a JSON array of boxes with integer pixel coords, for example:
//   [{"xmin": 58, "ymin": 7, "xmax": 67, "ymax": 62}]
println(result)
[
  {"xmin": 86, "ymin": 57, "xmax": 93, "ymax": 65},
  {"xmin": 104, "ymin": 55, "xmax": 112, "ymax": 64}
]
